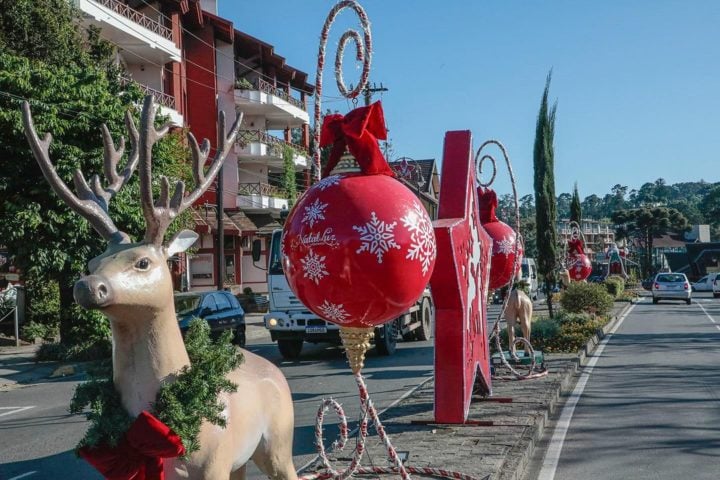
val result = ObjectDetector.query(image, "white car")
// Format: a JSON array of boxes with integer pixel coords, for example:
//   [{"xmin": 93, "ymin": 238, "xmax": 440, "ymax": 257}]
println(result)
[
  {"xmin": 692, "ymin": 274, "xmax": 715, "ymax": 292},
  {"xmin": 652, "ymin": 273, "xmax": 691, "ymax": 305},
  {"xmin": 713, "ymin": 274, "xmax": 720, "ymax": 299}
]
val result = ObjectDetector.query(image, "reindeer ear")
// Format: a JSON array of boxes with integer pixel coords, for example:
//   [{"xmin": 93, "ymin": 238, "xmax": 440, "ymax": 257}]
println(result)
[{"xmin": 166, "ymin": 230, "xmax": 199, "ymax": 257}]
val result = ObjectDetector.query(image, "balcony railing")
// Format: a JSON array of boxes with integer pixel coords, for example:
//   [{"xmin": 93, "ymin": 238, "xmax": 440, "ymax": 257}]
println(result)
[
  {"xmin": 238, "ymin": 182, "xmax": 287, "ymax": 198},
  {"xmin": 92, "ymin": 0, "xmax": 173, "ymax": 41},
  {"xmin": 236, "ymin": 77, "xmax": 306, "ymax": 111},
  {"xmin": 121, "ymin": 76, "xmax": 176, "ymax": 110},
  {"xmin": 237, "ymin": 130, "xmax": 309, "ymax": 156}
]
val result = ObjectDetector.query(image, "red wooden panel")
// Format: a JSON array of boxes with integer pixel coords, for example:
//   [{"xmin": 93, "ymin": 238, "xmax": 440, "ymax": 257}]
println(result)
[{"xmin": 431, "ymin": 130, "xmax": 492, "ymax": 423}]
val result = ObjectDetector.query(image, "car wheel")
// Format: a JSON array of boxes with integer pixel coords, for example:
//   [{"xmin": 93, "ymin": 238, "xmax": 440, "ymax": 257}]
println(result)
[
  {"xmin": 686, "ymin": 298, "xmax": 692, "ymax": 305},
  {"xmin": 414, "ymin": 298, "xmax": 433, "ymax": 342},
  {"xmin": 232, "ymin": 326, "xmax": 246, "ymax": 348},
  {"xmin": 714, "ymin": 293, "xmax": 720, "ymax": 299},
  {"xmin": 653, "ymin": 297, "xmax": 659, "ymax": 304},
  {"xmin": 375, "ymin": 319, "xmax": 399, "ymax": 356},
  {"xmin": 278, "ymin": 339, "xmax": 304, "ymax": 360}
]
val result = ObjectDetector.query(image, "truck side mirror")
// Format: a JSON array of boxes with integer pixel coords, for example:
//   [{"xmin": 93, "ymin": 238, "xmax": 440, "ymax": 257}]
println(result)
[{"xmin": 251, "ymin": 239, "xmax": 262, "ymax": 262}]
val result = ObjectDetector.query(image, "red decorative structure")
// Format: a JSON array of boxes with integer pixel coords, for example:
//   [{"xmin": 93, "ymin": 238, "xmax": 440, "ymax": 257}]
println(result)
[
  {"xmin": 567, "ymin": 237, "xmax": 592, "ymax": 281},
  {"xmin": 477, "ymin": 187, "xmax": 521, "ymax": 290},
  {"xmin": 282, "ymin": 102, "xmax": 436, "ymax": 332},
  {"xmin": 431, "ymin": 131, "xmax": 492, "ymax": 423}
]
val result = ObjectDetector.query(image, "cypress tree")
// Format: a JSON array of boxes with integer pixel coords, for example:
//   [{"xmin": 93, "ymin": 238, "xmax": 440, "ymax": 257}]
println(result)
[
  {"xmin": 570, "ymin": 183, "xmax": 582, "ymax": 225},
  {"xmin": 533, "ymin": 72, "xmax": 559, "ymax": 317}
]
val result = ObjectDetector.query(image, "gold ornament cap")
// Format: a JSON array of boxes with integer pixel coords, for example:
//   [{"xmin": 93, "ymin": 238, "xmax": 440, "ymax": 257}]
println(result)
[{"xmin": 339, "ymin": 326, "xmax": 374, "ymax": 374}]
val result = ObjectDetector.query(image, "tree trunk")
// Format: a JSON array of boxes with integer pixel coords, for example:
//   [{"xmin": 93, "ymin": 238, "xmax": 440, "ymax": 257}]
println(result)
[
  {"xmin": 545, "ymin": 277, "xmax": 555, "ymax": 318},
  {"xmin": 57, "ymin": 274, "xmax": 76, "ymax": 345}
]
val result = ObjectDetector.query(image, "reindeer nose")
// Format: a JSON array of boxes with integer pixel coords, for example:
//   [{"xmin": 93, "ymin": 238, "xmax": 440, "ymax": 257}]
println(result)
[{"xmin": 74, "ymin": 275, "xmax": 114, "ymax": 309}]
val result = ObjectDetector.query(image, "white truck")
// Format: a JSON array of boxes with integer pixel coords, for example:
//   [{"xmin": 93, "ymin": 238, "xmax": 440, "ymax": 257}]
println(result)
[{"xmin": 255, "ymin": 229, "xmax": 434, "ymax": 359}]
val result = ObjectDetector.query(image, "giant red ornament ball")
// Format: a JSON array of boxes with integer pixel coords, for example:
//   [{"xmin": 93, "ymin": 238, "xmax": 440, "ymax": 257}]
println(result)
[
  {"xmin": 477, "ymin": 188, "xmax": 521, "ymax": 290},
  {"xmin": 282, "ymin": 102, "xmax": 437, "ymax": 328},
  {"xmin": 567, "ymin": 238, "xmax": 592, "ymax": 281}
]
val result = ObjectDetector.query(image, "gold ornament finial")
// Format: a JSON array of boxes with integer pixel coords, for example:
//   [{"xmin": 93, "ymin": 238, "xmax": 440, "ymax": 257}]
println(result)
[{"xmin": 339, "ymin": 326, "xmax": 374, "ymax": 374}]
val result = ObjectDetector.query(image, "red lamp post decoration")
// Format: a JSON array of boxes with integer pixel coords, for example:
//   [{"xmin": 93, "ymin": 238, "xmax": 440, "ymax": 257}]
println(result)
[
  {"xmin": 282, "ymin": 102, "xmax": 436, "ymax": 372},
  {"xmin": 478, "ymin": 188, "xmax": 521, "ymax": 290}
]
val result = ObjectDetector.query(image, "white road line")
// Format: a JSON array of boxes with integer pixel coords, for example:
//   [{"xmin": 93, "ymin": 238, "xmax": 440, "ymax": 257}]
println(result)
[
  {"xmin": 698, "ymin": 303, "xmax": 716, "ymax": 323},
  {"xmin": 0, "ymin": 406, "xmax": 35, "ymax": 418},
  {"xmin": 715, "ymin": 325, "xmax": 720, "ymax": 332},
  {"xmin": 537, "ymin": 302, "xmax": 637, "ymax": 480},
  {"xmin": 9, "ymin": 472, "xmax": 37, "ymax": 480}
]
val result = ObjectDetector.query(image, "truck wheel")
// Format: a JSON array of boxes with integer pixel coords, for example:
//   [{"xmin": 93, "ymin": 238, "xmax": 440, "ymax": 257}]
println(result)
[
  {"xmin": 415, "ymin": 298, "xmax": 433, "ymax": 341},
  {"xmin": 278, "ymin": 339, "xmax": 303, "ymax": 359},
  {"xmin": 375, "ymin": 319, "xmax": 398, "ymax": 356}
]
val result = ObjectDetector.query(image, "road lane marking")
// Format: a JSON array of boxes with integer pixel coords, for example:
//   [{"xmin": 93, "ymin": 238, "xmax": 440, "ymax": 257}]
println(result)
[
  {"xmin": 0, "ymin": 406, "xmax": 35, "ymax": 418},
  {"xmin": 698, "ymin": 303, "xmax": 716, "ymax": 323},
  {"xmin": 9, "ymin": 472, "xmax": 37, "ymax": 480},
  {"xmin": 716, "ymin": 325, "xmax": 720, "ymax": 332},
  {"xmin": 537, "ymin": 302, "xmax": 637, "ymax": 480}
]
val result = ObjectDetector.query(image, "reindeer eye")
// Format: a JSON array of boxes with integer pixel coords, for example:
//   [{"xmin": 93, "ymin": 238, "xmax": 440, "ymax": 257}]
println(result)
[{"xmin": 135, "ymin": 258, "xmax": 150, "ymax": 270}]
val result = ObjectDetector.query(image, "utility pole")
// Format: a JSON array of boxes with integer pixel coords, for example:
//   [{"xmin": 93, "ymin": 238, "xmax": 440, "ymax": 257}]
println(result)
[
  {"xmin": 216, "ymin": 164, "xmax": 224, "ymax": 291},
  {"xmin": 362, "ymin": 81, "xmax": 388, "ymax": 106}
]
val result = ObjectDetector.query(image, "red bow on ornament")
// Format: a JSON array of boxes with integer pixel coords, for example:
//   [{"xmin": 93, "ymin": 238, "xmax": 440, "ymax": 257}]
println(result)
[
  {"xmin": 477, "ymin": 188, "xmax": 499, "ymax": 223},
  {"xmin": 79, "ymin": 411, "xmax": 185, "ymax": 480},
  {"xmin": 568, "ymin": 238, "xmax": 585, "ymax": 255},
  {"xmin": 320, "ymin": 101, "xmax": 394, "ymax": 177}
]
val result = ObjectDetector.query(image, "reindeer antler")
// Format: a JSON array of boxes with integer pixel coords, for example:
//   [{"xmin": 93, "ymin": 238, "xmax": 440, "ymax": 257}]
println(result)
[
  {"xmin": 22, "ymin": 101, "xmax": 139, "ymax": 245},
  {"xmin": 137, "ymin": 95, "xmax": 243, "ymax": 245}
]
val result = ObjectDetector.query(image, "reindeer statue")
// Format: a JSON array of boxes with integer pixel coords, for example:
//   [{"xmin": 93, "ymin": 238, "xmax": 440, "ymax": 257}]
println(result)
[
  {"xmin": 504, "ymin": 288, "xmax": 534, "ymax": 361},
  {"xmin": 23, "ymin": 96, "xmax": 298, "ymax": 480}
]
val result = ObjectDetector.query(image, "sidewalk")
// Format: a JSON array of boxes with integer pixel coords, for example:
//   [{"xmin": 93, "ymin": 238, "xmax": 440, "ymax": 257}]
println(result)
[
  {"xmin": 0, "ymin": 343, "xmax": 63, "ymax": 389},
  {"xmin": 311, "ymin": 300, "xmax": 636, "ymax": 480}
]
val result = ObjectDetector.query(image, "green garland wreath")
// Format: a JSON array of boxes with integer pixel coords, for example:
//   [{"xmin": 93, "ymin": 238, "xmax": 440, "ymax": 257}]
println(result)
[{"xmin": 70, "ymin": 318, "xmax": 243, "ymax": 455}]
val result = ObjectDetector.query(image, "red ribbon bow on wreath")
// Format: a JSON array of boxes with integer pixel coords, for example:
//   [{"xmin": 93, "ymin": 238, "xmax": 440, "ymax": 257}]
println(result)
[
  {"xmin": 79, "ymin": 411, "xmax": 185, "ymax": 480},
  {"xmin": 320, "ymin": 101, "xmax": 394, "ymax": 178}
]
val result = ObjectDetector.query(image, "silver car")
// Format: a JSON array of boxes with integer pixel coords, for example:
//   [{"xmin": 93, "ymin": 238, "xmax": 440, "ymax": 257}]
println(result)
[{"xmin": 652, "ymin": 273, "xmax": 691, "ymax": 305}]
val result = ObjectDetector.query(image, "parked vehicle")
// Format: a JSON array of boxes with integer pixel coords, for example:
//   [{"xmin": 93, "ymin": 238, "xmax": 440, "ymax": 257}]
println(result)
[
  {"xmin": 174, "ymin": 290, "xmax": 246, "ymax": 347},
  {"xmin": 518, "ymin": 258, "xmax": 539, "ymax": 300},
  {"xmin": 651, "ymin": 273, "xmax": 691, "ymax": 305},
  {"xmin": 257, "ymin": 230, "xmax": 434, "ymax": 360},
  {"xmin": 713, "ymin": 274, "xmax": 720, "ymax": 299},
  {"xmin": 692, "ymin": 273, "xmax": 718, "ymax": 292}
]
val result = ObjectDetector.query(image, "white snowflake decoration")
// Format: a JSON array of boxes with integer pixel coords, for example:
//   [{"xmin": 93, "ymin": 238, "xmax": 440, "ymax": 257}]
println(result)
[
  {"xmin": 352, "ymin": 212, "xmax": 401, "ymax": 263},
  {"xmin": 401, "ymin": 203, "xmax": 436, "ymax": 275},
  {"xmin": 301, "ymin": 249, "xmax": 329, "ymax": 285},
  {"xmin": 494, "ymin": 236, "xmax": 515, "ymax": 257},
  {"xmin": 316, "ymin": 175, "xmax": 341, "ymax": 191},
  {"xmin": 318, "ymin": 300, "xmax": 350, "ymax": 324},
  {"xmin": 302, "ymin": 198, "xmax": 328, "ymax": 227}
]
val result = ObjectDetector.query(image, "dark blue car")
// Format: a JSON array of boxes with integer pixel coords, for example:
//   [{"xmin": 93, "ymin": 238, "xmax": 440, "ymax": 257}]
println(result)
[{"xmin": 174, "ymin": 291, "xmax": 246, "ymax": 347}]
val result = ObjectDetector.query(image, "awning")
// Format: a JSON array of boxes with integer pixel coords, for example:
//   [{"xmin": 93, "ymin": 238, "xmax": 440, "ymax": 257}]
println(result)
[
  {"xmin": 245, "ymin": 213, "xmax": 282, "ymax": 236},
  {"xmin": 191, "ymin": 208, "xmax": 241, "ymax": 236}
]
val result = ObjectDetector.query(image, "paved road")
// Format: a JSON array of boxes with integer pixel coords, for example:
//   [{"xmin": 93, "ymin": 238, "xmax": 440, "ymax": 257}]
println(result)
[{"xmin": 532, "ymin": 293, "xmax": 720, "ymax": 480}]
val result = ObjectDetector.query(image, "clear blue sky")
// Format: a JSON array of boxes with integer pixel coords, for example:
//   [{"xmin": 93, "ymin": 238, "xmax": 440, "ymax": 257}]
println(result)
[{"xmin": 219, "ymin": 1, "xmax": 720, "ymax": 199}]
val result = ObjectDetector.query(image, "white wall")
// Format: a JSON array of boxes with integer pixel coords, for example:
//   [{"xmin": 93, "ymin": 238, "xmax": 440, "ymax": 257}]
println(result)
[{"xmin": 200, "ymin": 0, "xmax": 217, "ymax": 14}]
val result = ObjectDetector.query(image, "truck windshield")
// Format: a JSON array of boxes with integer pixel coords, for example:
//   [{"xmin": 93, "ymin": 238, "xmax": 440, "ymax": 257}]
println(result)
[
  {"xmin": 521, "ymin": 264, "xmax": 529, "ymax": 277},
  {"xmin": 269, "ymin": 230, "xmax": 284, "ymax": 275}
]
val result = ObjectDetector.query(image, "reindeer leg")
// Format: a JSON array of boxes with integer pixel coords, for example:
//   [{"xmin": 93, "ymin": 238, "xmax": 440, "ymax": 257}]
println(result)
[{"xmin": 507, "ymin": 319, "xmax": 520, "ymax": 362}]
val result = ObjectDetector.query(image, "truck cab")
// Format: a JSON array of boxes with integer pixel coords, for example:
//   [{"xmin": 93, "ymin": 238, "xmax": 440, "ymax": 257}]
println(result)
[
  {"xmin": 519, "ymin": 258, "xmax": 539, "ymax": 300},
  {"xmin": 258, "ymin": 229, "xmax": 434, "ymax": 359}
]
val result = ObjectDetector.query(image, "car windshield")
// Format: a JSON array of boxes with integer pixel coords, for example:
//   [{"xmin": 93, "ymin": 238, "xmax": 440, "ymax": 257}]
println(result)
[
  {"xmin": 656, "ymin": 274, "xmax": 685, "ymax": 283},
  {"xmin": 174, "ymin": 294, "xmax": 201, "ymax": 315}
]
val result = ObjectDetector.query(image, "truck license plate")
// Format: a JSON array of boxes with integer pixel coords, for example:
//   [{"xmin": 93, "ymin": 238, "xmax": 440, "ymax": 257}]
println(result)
[{"xmin": 306, "ymin": 326, "xmax": 327, "ymax": 334}]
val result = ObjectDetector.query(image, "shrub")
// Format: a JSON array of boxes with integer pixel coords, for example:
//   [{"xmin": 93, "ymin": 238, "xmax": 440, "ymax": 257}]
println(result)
[
  {"xmin": 22, "ymin": 321, "xmax": 58, "ymax": 341},
  {"xmin": 25, "ymin": 275, "xmax": 60, "ymax": 332},
  {"xmin": 604, "ymin": 275, "xmax": 625, "ymax": 298},
  {"xmin": 560, "ymin": 282, "xmax": 614, "ymax": 316}
]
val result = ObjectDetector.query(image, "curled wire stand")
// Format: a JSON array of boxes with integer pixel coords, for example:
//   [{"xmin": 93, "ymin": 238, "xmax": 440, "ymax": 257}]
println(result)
[
  {"xmin": 299, "ymin": 374, "xmax": 486, "ymax": 480},
  {"xmin": 475, "ymin": 140, "xmax": 547, "ymax": 380},
  {"xmin": 312, "ymin": 0, "xmax": 372, "ymax": 182}
]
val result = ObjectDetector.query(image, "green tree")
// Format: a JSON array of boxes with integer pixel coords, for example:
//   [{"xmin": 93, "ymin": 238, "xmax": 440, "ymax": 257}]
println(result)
[
  {"xmin": 556, "ymin": 192, "xmax": 572, "ymax": 219},
  {"xmin": 570, "ymin": 183, "xmax": 582, "ymax": 224},
  {"xmin": 0, "ymin": 1, "xmax": 192, "ymax": 346},
  {"xmin": 612, "ymin": 207, "xmax": 689, "ymax": 276},
  {"xmin": 282, "ymin": 145, "xmax": 298, "ymax": 207},
  {"xmin": 533, "ymin": 72, "xmax": 559, "ymax": 317}
]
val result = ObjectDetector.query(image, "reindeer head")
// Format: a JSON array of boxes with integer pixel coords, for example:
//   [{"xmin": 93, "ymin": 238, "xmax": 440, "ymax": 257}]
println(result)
[{"xmin": 22, "ymin": 96, "xmax": 241, "ymax": 317}]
